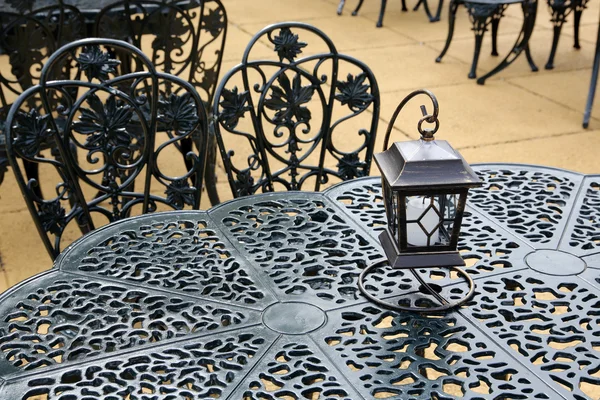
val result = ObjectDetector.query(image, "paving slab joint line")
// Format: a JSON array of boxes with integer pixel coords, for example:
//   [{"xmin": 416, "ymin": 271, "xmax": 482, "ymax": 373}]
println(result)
[
  {"xmin": 506, "ymin": 78, "xmax": 600, "ymax": 122},
  {"xmin": 455, "ymin": 128, "xmax": 593, "ymax": 151}
]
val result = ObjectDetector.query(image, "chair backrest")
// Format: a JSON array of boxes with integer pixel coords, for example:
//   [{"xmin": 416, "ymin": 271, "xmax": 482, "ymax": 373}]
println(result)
[
  {"xmin": 5, "ymin": 38, "xmax": 209, "ymax": 259},
  {"xmin": 93, "ymin": 0, "xmax": 227, "ymax": 106},
  {"xmin": 212, "ymin": 22, "xmax": 380, "ymax": 197},
  {"xmin": 0, "ymin": 2, "xmax": 86, "ymax": 119}
]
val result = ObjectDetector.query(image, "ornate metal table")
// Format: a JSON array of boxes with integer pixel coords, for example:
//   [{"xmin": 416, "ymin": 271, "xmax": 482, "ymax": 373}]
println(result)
[{"xmin": 0, "ymin": 163, "xmax": 599, "ymax": 399}]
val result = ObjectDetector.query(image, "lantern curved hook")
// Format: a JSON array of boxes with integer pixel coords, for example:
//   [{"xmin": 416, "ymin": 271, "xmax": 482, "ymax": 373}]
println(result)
[{"xmin": 382, "ymin": 89, "xmax": 440, "ymax": 151}]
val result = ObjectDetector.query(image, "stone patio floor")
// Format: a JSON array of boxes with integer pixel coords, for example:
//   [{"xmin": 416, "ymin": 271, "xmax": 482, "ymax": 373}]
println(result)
[{"xmin": 1, "ymin": 0, "xmax": 599, "ymax": 291}]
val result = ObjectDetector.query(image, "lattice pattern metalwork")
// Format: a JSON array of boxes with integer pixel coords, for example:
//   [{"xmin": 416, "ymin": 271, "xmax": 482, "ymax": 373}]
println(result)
[
  {"xmin": 62, "ymin": 213, "xmax": 277, "ymax": 307},
  {"xmin": 562, "ymin": 177, "xmax": 600, "ymax": 254},
  {"xmin": 212, "ymin": 194, "xmax": 383, "ymax": 308},
  {"xmin": 0, "ymin": 272, "xmax": 260, "ymax": 373},
  {"xmin": 462, "ymin": 270, "xmax": 600, "ymax": 399},
  {"xmin": 313, "ymin": 302, "xmax": 554, "ymax": 399},
  {"xmin": 470, "ymin": 165, "xmax": 581, "ymax": 246},
  {"xmin": 0, "ymin": 167, "xmax": 597, "ymax": 399}
]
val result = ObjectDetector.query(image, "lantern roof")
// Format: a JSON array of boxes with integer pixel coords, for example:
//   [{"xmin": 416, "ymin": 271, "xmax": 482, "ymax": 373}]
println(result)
[{"xmin": 374, "ymin": 139, "xmax": 482, "ymax": 189}]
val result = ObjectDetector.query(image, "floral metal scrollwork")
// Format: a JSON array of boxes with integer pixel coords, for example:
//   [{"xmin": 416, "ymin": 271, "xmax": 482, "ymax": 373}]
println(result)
[
  {"xmin": 5, "ymin": 39, "xmax": 209, "ymax": 259},
  {"xmin": 213, "ymin": 23, "xmax": 380, "ymax": 197},
  {"xmin": 12, "ymin": 109, "xmax": 55, "ymax": 159},
  {"xmin": 264, "ymin": 73, "xmax": 315, "ymax": 126},
  {"xmin": 94, "ymin": 0, "xmax": 227, "ymax": 105},
  {"xmin": 75, "ymin": 45, "xmax": 120, "ymax": 82},
  {"xmin": 335, "ymin": 73, "xmax": 375, "ymax": 112},
  {"xmin": 272, "ymin": 27, "xmax": 308, "ymax": 62},
  {"xmin": 218, "ymin": 87, "xmax": 250, "ymax": 130}
]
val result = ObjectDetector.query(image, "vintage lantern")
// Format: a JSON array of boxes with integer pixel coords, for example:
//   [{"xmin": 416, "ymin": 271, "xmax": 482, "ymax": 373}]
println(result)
[{"xmin": 358, "ymin": 89, "xmax": 483, "ymax": 312}]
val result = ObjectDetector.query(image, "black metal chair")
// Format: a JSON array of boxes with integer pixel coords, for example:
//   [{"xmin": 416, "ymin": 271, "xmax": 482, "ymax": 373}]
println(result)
[
  {"xmin": 212, "ymin": 22, "xmax": 380, "ymax": 198},
  {"xmin": 436, "ymin": 0, "xmax": 538, "ymax": 84},
  {"xmin": 337, "ymin": 0, "xmax": 444, "ymax": 26},
  {"xmin": 545, "ymin": 0, "xmax": 590, "ymax": 69},
  {"xmin": 93, "ymin": 0, "xmax": 227, "ymax": 205},
  {"xmin": 0, "ymin": 1, "xmax": 86, "ymax": 185},
  {"xmin": 5, "ymin": 38, "xmax": 209, "ymax": 259}
]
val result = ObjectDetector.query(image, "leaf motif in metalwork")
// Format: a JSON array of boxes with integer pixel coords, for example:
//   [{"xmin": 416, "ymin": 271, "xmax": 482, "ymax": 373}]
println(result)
[
  {"xmin": 200, "ymin": 66, "xmax": 218, "ymax": 92},
  {"xmin": 12, "ymin": 109, "xmax": 54, "ymax": 158},
  {"xmin": 201, "ymin": 7, "xmax": 225, "ymax": 37},
  {"xmin": 235, "ymin": 169, "xmax": 254, "ymax": 197},
  {"xmin": 158, "ymin": 93, "xmax": 197, "ymax": 134},
  {"xmin": 73, "ymin": 94, "xmax": 135, "ymax": 149},
  {"xmin": 337, "ymin": 153, "xmax": 365, "ymax": 180},
  {"xmin": 148, "ymin": 12, "xmax": 189, "ymax": 52},
  {"xmin": 272, "ymin": 27, "xmax": 307, "ymax": 62},
  {"xmin": 7, "ymin": 0, "xmax": 35, "ymax": 13},
  {"xmin": 38, "ymin": 199, "xmax": 66, "ymax": 235},
  {"xmin": 165, "ymin": 179, "xmax": 196, "ymax": 209},
  {"xmin": 264, "ymin": 73, "xmax": 314, "ymax": 125},
  {"xmin": 335, "ymin": 73, "xmax": 374, "ymax": 112},
  {"xmin": 219, "ymin": 87, "xmax": 249, "ymax": 130},
  {"xmin": 76, "ymin": 45, "xmax": 120, "ymax": 82}
]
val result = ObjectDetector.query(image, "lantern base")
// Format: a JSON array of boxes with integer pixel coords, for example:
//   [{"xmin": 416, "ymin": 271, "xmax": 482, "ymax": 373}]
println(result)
[
  {"xmin": 358, "ymin": 259, "xmax": 475, "ymax": 313},
  {"xmin": 379, "ymin": 230, "xmax": 466, "ymax": 269}
]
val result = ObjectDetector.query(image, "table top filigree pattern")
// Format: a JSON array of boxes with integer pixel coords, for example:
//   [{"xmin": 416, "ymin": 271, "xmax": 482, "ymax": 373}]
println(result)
[{"xmin": 0, "ymin": 163, "xmax": 599, "ymax": 399}]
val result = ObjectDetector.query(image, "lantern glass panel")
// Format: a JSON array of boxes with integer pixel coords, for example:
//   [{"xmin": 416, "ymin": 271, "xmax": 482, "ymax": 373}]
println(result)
[{"xmin": 404, "ymin": 193, "xmax": 458, "ymax": 248}]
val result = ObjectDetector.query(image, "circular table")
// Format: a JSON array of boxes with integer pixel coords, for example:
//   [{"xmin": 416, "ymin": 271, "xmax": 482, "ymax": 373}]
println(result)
[{"xmin": 0, "ymin": 163, "xmax": 599, "ymax": 399}]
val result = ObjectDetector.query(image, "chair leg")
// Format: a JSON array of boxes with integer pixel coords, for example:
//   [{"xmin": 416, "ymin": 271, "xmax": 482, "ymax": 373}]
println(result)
[
  {"xmin": 419, "ymin": 0, "xmax": 444, "ymax": 22},
  {"xmin": 525, "ymin": 44, "xmax": 539, "ymax": 71},
  {"xmin": 470, "ymin": 33, "xmax": 484, "ymax": 79},
  {"xmin": 545, "ymin": 3, "xmax": 568, "ymax": 69},
  {"xmin": 401, "ymin": 0, "xmax": 408, "ymax": 11},
  {"xmin": 377, "ymin": 0, "xmax": 388, "ymax": 27},
  {"xmin": 573, "ymin": 6, "xmax": 582, "ymax": 49},
  {"xmin": 464, "ymin": 3, "xmax": 499, "ymax": 79},
  {"xmin": 0, "ymin": 138, "xmax": 7, "ymax": 187},
  {"xmin": 337, "ymin": 0, "xmax": 346, "ymax": 15},
  {"xmin": 476, "ymin": 1, "xmax": 537, "ymax": 84},
  {"xmin": 491, "ymin": 17, "xmax": 500, "ymax": 56},
  {"xmin": 583, "ymin": 11, "xmax": 600, "ymax": 127},
  {"xmin": 352, "ymin": 0, "xmax": 365, "ymax": 15},
  {"xmin": 436, "ymin": 0, "xmax": 458, "ymax": 62},
  {"xmin": 204, "ymin": 133, "xmax": 221, "ymax": 206}
]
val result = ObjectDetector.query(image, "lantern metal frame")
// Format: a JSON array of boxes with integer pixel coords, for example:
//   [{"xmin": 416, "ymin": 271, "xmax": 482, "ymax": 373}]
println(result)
[{"xmin": 358, "ymin": 89, "xmax": 482, "ymax": 313}]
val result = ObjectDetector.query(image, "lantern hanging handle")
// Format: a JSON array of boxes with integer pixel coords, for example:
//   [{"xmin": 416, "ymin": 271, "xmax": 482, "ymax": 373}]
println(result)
[{"xmin": 382, "ymin": 89, "xmax": 440, "ymax": 151}]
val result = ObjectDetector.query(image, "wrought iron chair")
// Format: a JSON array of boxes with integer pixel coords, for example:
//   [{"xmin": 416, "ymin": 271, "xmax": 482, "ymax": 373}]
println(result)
[
  {"xmin": 0, "ymin": 1, "xmax": 85, "ymax": 186},
  {"xmin": 5, "ymin": 38, "xmax": 209, "ymax": 259},
  {"xmin": 337, "ymin": 0, "xmax": 444, "ymax": 26},
  {"xmin": 212, "ymin": 22, "xmax": 380, "ymax": 198},
  {"xmin": 545, "ymin": 0, "xmax": 589, "ymax": 69},
  {"xmin": 93, "ymin": 0, "xmax": 227, "ymax": 205},
  {"xmin": 436, "ymin": 0, "xmax": 538, "ymax": 84}
]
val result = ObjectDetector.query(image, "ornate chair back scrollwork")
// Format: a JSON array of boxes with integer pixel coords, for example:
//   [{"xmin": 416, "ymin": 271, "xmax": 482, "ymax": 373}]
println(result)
[
  {"xmin": 212, "ymin": 22, "xmax": 380, "ymax": 198},
  {"xmin": 93, "ymin": 0, "xmax": 227, "ymax": 205},
  {"xmin": 5, "ymin": 38, "xmax": 209, "ymax": 259},
  {"xmin": 93, "ymin": 0, "xmax": 227, "ymax": 107},
  {"xmin": 0, "ymin": 1, "xmax": 86, "ymax": 184}
]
